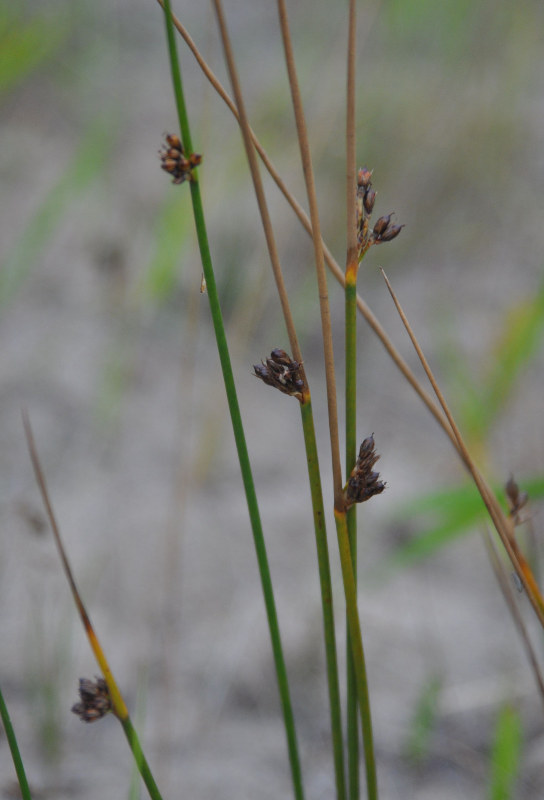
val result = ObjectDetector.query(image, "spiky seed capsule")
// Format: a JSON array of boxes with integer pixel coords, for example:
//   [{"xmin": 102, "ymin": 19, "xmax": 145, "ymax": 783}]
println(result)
[
  {"xmin": 363, "ymin": 188, "xmax": 376, "ymax": 215},
  {"xmin": 377, "ymin": 223, "xmax": 405, "ymax": 243},
  {"xmin": 372, "ymin": 214, "xmax": 392, "ymax": 237},
  {"xmin": 253, "ymin": 349, "xmax": 305, "ymax": 400},
  {"xmin": 159, "ymin": 133, "xmax": 202, "ymax": 185},
  {"xmin": 357, "ymin": 167, "xmax": 373, "ymax": 188},
  {"xmin": 344, "ymin": 434, "xmax": 386, "ymax": 508},
  {"xmin": 71, "ymin": 677, "xmax": 112, "ymax": 723}
]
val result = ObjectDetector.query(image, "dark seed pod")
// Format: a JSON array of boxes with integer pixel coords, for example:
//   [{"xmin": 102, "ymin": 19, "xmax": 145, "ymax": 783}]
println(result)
[
  {"xmin": 363, "ymin": 188, "xmax": 376, "ymax": 215},
  {"xmin": 253, "ymin": 349, "xmax": 305, "ymax": 400},
  {"xmin": 357, "ymin": 167, "xmax": 373, "ymax": 188},
  {"xmin": 72, "ymin": 677, "xmax": 112, "ymax": 723},
  {"xmin": 165, "ymin": 133, "xmax": 183, "ymax": 151},
  {"xmin": 372, "ymin": 214, "xmax": 392, "ymax": 238},
  {"xmin": 377, "ymin": 223, "xmax": 405, "ymax": 243},
  {"xmin": 159, "ymin": 133, "xmax": 201, "ymax": 184},
  {"xmin": 344, "ymin": 434, "xmax": 386, "ymax": 508}
]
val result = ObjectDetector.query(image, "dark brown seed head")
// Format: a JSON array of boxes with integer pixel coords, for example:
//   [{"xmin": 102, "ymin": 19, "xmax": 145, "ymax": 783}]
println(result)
[
  {"xmin": 71, "ymin": 677, "xmax": 112, "ymax": 723},
  {"xmin": 377, "ymin": 223, "xmax": 405, "ymax": 243},
  {"xmin": 344, "ymin": 434, "xmax": 386, "ymax": 508},
  {"xmin": 372, "ymin": 214, "xmax": 392, "ymax": 238},
  {"xmin": 357, "ymin": 167, "xmax": 373, "ymax": 188},
  {"xmin": 160, "ymin": 133, "xmax": 201, "ymax": 185},
  {"xmin": 363, "ymin": 188, "xmax": 376, "ymax": 215},
  {"xmin": 253, "ymin": 349, "xmax": 304, "ymax": 400},
  {"xmin": 165, "ymin": 133, "xmax": 183, "ymax": 151},
  {"xmin": 505, "ymin": 475, "xmax": 529, "ymax": 524}
]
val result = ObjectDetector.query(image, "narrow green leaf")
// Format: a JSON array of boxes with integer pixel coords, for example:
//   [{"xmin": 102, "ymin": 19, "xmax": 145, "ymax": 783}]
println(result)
[
  {"xmin": 483, "ymin": 282, "xmax": 544, "ymax": 424},
  {"xmin": 387, "ymin": 476, "xmax": 544, "ymax": 568},
  {"xmin": 487, "ymin": 704, "xmax": 522, "ymax": 800},
  {"xmin": 404, "ymin": 674, "xmax": 442, "ymax": 764},
  {"xmin": 0, "ymin": 7, "xmax": 70, "ymax": 98},
  {"xmin": 140, "ymin": 191, "xmax": 192, "ymax": 303},
  {"xmin": 0, "ymin": 683, "xmax": 33, "ymax": 800},
  {"xmin": 0, "ymin": 118, "xmax": 116, "ymax": 308}
]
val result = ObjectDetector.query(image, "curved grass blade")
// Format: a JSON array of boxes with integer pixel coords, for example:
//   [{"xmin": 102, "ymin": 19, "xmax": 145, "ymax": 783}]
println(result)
[{"xmin": 0, "ymin": 683, "xmax": 33, "ymax": 800}]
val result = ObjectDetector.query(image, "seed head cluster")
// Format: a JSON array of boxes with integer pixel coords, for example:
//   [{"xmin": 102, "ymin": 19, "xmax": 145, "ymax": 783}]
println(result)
[
  {"xmin": 345, "ymin": 434, "xmax": 386, "ymax": 508},
  {"xmin": 71, "ymin": 677, "xmax": 112, "ymax": 723},
  {"xmin": 159, "ymin": 133, "xmax": 202, "ymax": 184},
  {"xmin": 505, "ymin": 475, "xmax": 529, "ymax": 526},
  {"xmin": 357, "ymin": 166, "xmax": 404, "ymax": 259},
  {"xmin": 253, "ymin": 349, "xmax": 305, "ymax": 401}
]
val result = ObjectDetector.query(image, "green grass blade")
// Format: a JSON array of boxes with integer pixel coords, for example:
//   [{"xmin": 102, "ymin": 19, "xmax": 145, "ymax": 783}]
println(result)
[
  {"xmin": 335, "ymin": 510, "xmax": 378, "ymax": 800},
  {"xmin": 0, "ymin": 5, "xmax": 70, "ymax": 98},
  {"xmin": 454, "ymin": 279, "xmax": 544, "ymax": 443},
  {"xmin": 387, "ymin": 476, "xmax": 544, "ymax": 568},
  {"xmin": 0, "ymin": 683, "xmax": 33, "ymax": 800},
  {"xmin": 0, "ymin": 118, "xmax": 116, "ymax": 308},
  {"xmin": 300, "ymin": 399, "xmax": 346, "ymax": 800},
  {"xmin": 482, "ymin": 281, "xmax": 544, "ymax": 424},
  {"xmin": 345, "ymin": 273, "xmax": 359, "ymax": 800},
  {"xmin": 487, "ymin": 704, "xmax": 522, "ymax": 800},
  {"xmin": 140, "ymin": 191, "xmax": 192, "ymax": 304},
  {"xmin": 160, "ymin": 4, "xmax": 304, "ymax": 799},
  {"xmin": 403, "ymin": 674, "xmax": 442, "ymax": 765}
]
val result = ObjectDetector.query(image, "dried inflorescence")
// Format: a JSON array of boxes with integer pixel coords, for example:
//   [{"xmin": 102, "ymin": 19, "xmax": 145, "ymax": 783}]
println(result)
[
  {"xmin": 356, "ymin": 167, "xmax": 404, "ymax": 259},
  {"xmin": 253, "ymin": 348, "xmax": 305, "ymax": 401},
  {"xmin": 505, "ymin": 475, "xmax": 529, "ymax": 526},
  {"xmin": 71, "ymin": 677, "xmax": 112, "ymax": 723},
  {"xmin": 344, "ymin": 434, "xmax": 386, "ymax": 508},
  {"xmin": 159, "ymin": 133, "xmax": 202, "ymax": 184}
]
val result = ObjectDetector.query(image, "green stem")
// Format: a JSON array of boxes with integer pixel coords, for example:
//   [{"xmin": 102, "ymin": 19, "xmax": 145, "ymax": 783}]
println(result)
[
  {"xmin": 345, "ymin": 275, "xmax": 359, "ymax": 799},
  {"xmin": 300, "ymin": 399, "xmax": 346, "ymax": 800},
  {"xmin": 0, "ymin": 684, "xmax": 33, "ymax": 800},
  {"xmin": 161, "ymin": 5, "xmax": 304, "ymax": 800},
  {"xmin": 120, "ymin": 717, "xmax": 163, "ymax": 800},
  {"xmin": 334, "ymin": 509, "xmax": 378, "ymax": 800}
]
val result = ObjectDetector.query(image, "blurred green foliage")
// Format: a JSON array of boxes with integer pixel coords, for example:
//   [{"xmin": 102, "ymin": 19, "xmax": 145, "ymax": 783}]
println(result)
[
  {"xmin": 487, "ymin": 704, "xmax": 522, "ymax": 800},
  {"xmin": 0, "ymin": 1, "xmax": 70, "ymax": 99}
]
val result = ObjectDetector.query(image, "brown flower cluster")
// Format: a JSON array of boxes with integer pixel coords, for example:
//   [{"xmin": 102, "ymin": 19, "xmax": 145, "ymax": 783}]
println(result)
[
  {"xmin": 253, "ymin": 349, "xmax": 305, "ymax": 401},
  {"xmin": 357, "ymin": 166, "xmax": 404, "ymax": 259},
  {"xmin": 159, "ymin": 133, "xmax": 202, "ymax": 184},
  {"xmin": 344, "ymin": 434, "xmax": 386, "ymax": 508},
  {"xmin": 505, "ymin": 475, "xmax": 529, "ymax": 526},
  {"xmin": 71, "ymin": 677, "xmax": 112, "ymax": 723}
]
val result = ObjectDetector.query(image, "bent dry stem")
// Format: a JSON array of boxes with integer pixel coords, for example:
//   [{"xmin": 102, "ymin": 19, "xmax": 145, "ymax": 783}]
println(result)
[
  {"xmin": 161, "ymin": 3, "xmax": 304, "ymax": 799},
  {"xmin": 22, "ymin": 412, "xmax": 163, "ymax": 800}
]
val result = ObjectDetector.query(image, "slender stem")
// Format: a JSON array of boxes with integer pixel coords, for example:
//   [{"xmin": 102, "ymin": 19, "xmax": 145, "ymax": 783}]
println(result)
[
  {"xmin": 277, "ymin": 0, "xmax": 344, "ymax": 508},
  {"xmin": 334, "ymin": 510, "xmax": 378, "ymax": 800},
  {"xmin": 210, "ymin": 0, "xmax": 301, "ymax": 363},
  {"xmin": 155, "ymin": 3, "xmax": 457, "ymax": 454},
  {"xmin": 300, "ymin": 399, "xmax": 346, "ymax": 800},
  {"xmin": 345, "ymin": 2, "xmax": 359, "ymax": 797},
  {"xmin": 161, "ymin": 4, "xmax": 304, "ymax": 799},
  {"xmin": 210, "ymin": 2, "xmax": 346, "ymax": 796},
  {"xmin": 22, "ymin": 412, "xmax": 163, "ymax": 800},
  {"xmin": 0, "ymin": 685, "xmax": 33, "ymax": 800}
]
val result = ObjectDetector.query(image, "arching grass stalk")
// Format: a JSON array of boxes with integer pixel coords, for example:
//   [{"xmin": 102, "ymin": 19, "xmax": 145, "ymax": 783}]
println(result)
[
  {"xmin": 344, "ymin": 2, "xmax": 359, "ymax": 797},
  {"xmin": 380, "ymin": 270, "xmax": 544, "ymax": 628},
  {"xmin": 160, "ymin": 4, "xmax": 304, "ymax": 799},
  {"xmin": 0, "ymin": 684, "xmax": 33, "ymax": 800},
  {"xmin": 22, "ymin": 413, "xmax": 163, "ymax": 800},
  {"xmin": 210, "ymin": 2, "xmax": 345, "ymax": 796}
]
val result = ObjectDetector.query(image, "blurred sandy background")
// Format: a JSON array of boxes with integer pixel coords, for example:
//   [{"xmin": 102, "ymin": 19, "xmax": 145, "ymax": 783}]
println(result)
[{"xmin": 1, "ymin": 1, "xmax": 544, "ymax": 798}]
